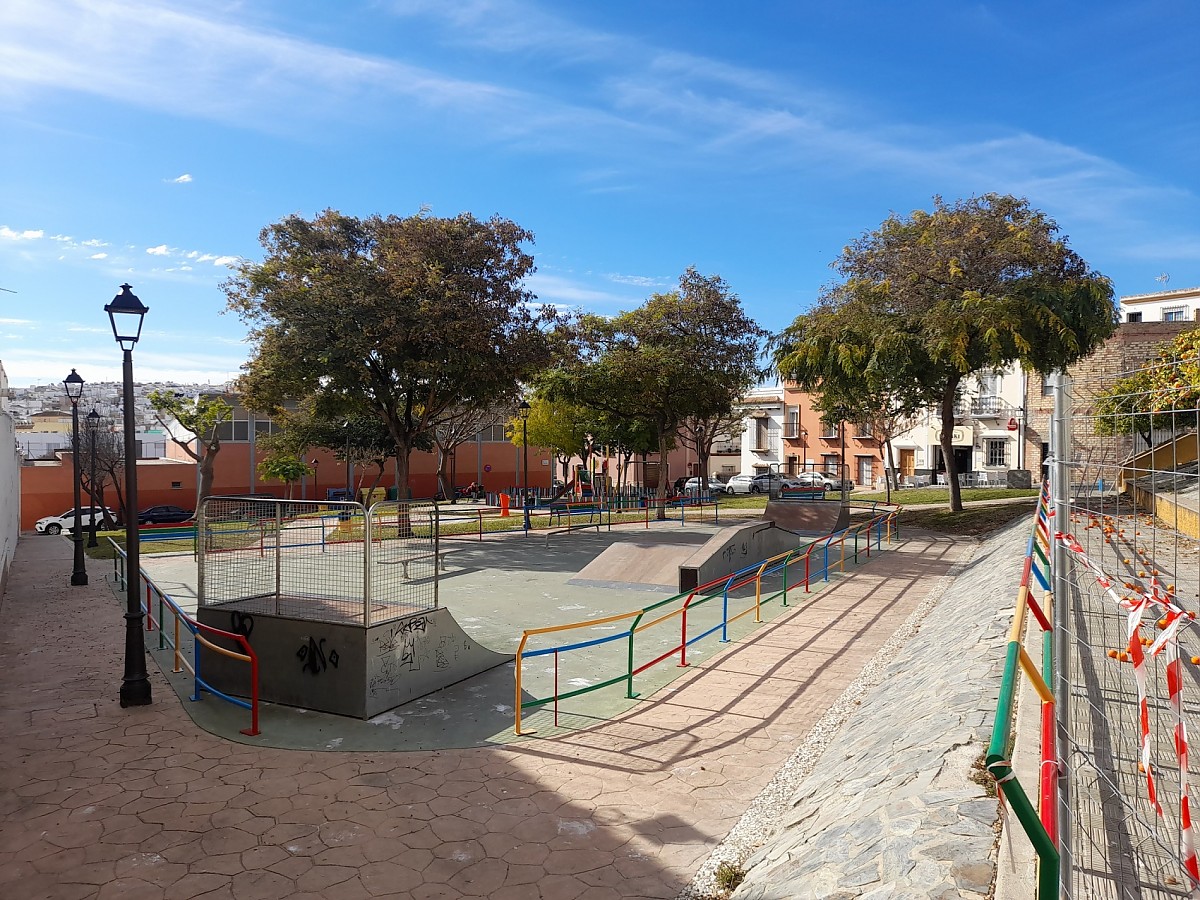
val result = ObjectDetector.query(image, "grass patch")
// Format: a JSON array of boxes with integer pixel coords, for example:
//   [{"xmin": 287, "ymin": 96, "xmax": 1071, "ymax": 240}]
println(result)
[
  {"xmin": 897, "ymin": 499, "xmax": 1037, "ymax": 536},
  {"xmin": 714, "ymin": 861, "xmax": 746, "ymax": 894},
  {"xmin": 971, "ymin": 750, "xmax": 999, "ymax": 798},
  {"xmin": 856, "ymin": 486, "xmax": 1039, "ymax": 505}
]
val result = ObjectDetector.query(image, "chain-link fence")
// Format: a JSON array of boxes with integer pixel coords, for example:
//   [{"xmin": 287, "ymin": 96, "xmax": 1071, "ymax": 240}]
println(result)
[
  {"xmin": 198, "ymin": 497, "xmax": 439, "ymax": 627},
  {"xmin": 1057, "ymin": 357, "xmax": 1200, "ymax": 898}
]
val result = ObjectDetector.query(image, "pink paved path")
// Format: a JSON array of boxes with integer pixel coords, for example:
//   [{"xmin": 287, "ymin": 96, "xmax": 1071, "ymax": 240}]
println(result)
[{"xmin": 0, "ymin": 531, "xmax": 964, "ymax": 899}]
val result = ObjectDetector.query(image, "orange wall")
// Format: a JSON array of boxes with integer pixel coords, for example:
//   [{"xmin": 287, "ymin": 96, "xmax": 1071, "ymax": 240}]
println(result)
[{"xmin": 20, "ymin": 441, "xmax": 554, "ymax": 530}]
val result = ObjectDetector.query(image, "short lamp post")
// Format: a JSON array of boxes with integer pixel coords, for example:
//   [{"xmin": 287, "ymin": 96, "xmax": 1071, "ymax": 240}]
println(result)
[
  {"xmin": 518, "ymin": 400, "xmax": 531, "ymax": 532},
  {"xmin": 309, "ymin": 458, "xmax": 319, "ymax": 501},
  {"xmin": 105, "ymin": 283, "xmax": 152, "ymax": 708},
  {"xmin": 63, "ymin": 369, "xmax": 88, "ymax": 586},
  {"xmin": 86, "ymin": 408, "xmax": 101, "ymax": 548}
]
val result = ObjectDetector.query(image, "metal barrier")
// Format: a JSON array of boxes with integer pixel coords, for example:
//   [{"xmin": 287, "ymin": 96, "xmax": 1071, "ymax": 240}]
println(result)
[
  {"xmin": 435, "ymin": 497, "xmax": 721, "ymax": 541},
  {"xmin": 513, "ymin": 508, "xmax": 898, "ymax": 735},
  {"xmin": 110, "ymin": 540, "xmax": 259, "ymax": 735},
  {"xmin": 985, "ymin": 482, "xmax": 1058, "ymax": 898}
]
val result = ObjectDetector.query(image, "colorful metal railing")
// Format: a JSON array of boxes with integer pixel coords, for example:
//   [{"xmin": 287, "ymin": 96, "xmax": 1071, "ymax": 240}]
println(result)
[
  {"xmin": 110, "ymin": 541, "xmax": 260, "ymax": 735},
  {"xmin": 986, "ymin": 481, "xmax": 1057, "ymax": 898},
  {"xmin": 513, "ymin": 508, "xmax": 898, "ymax": 735}
]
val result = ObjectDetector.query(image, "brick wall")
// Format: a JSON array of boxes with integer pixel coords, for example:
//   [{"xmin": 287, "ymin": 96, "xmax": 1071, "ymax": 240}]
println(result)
[{"xmin": 1023, "ymin": 322, "xmax": 1193, "ymax": 476}]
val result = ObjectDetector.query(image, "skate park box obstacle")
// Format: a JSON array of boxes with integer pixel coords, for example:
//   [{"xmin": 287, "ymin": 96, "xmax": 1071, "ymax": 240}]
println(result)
[{"xmin": 194, "ymin": 498, "xmax": 511, "ymax": 719}]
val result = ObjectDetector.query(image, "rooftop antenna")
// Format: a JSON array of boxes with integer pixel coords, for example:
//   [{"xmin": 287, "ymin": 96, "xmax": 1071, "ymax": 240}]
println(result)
[{"xmin": 1156, "ymin": 272, "xmax": 1170, "ymax": 288}]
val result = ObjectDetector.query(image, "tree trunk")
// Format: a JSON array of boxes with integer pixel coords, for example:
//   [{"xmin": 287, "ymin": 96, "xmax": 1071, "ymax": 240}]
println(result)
[
  {"xmin": 199, "ymin": 450, "xmax": 218, "ymax": 502},
  {"xmin": 884, "ymin": 439, "xmax": 897, "ymax": 505},
  {"xmin": 941, "ymin": 382, "xmax": 963, "ymax": 512},
  {"xmin": 656, "ymin": 425, "xmax": 670, "ymax": 520}
]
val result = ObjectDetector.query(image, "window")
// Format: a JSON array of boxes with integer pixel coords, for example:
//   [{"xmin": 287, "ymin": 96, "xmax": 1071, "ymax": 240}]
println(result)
[
  {"xmin": 754, "ymin": 417, "xmax": 769, "ymax": 451},
  {"xmin": 1041, "ymin": 378, "xmax": 1053, "ymax": 397},
  {"xmin": 1164, "ymin": 306, "xmax": 1187, "ymax": 322},
  {"xmin": 171, "ymin": 481, "xmax": 182, "ymax": 490},
  {"xmin": 986, "ymin": 439, "xmax": 1007, "ymax": 468},
  {"xmin": 821, "ymin": 453, "xmax": 840, "ymax": 475},
  {"xmin": 1126, "ymin": 311, "xmax": 1143, "ymax": 323},
  {"xmin": 820, "ymin": 420, "xmax": 838, "ymax": 439},
  {"xmin": 855, "ymin": 421, "xmax": 873, "ymax": 439},
  {"xmin": 979, "ymin": 372, "xmax": 1002, "ymax": 397},
  {"xmin": 473, "ymin": 424, "xmax": 509, "ymax": 442},
  {"xmin": 784, "ymin": 405, "xmax": 800, "ymax": 438}
]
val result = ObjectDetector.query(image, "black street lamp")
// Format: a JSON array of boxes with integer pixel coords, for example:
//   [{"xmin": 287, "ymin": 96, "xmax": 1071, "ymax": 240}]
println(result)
[
  {"xmin": 63, "ymin": 369, "xmax": 88, "ymax": 586},
  {"xmin": 86, "ymin": 407, "xmax": 101, "ymax": 548},
  {"xmin": 518, "ymin": 400, "xmax": 531, "ymax": 532},
  {"xmin": 342, "ymin": 421, "xmax": 352, "ymax": 502},
  {"xmin": 105, "ymin": 283, "xmax": 152, "ymax": 708}
]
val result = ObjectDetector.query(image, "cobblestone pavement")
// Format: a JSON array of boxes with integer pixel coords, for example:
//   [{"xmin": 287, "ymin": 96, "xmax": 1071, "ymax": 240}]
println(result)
[{"xmin": 0, "ymin": 530, "xmax": 966, "ymax": 900}]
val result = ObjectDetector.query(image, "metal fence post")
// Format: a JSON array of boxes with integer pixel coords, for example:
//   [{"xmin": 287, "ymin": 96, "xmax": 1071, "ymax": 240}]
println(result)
[{"xmin": 1051, "ymin": 368, "xmax": 1072, "ymax": 896}]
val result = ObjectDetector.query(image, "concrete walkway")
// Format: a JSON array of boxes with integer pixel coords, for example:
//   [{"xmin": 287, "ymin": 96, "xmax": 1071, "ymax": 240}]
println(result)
[{"xmin": 0, "ymin": 529, "xmax": 967, "ymax": 899}]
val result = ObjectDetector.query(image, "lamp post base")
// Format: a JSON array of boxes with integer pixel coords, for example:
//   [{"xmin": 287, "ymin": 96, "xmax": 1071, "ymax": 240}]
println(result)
[
  {"xmin": 70, "ymin": 571, "xmax": 88, "ymax": 586},
  {"xmin": 120, "ymin": 678, "xmax": 152, "ymax": 707}
]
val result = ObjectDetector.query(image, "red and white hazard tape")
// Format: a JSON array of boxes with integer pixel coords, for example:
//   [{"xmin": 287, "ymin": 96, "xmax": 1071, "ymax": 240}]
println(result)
[{"xmin": 1058, "ymin": 531, "xmax": 1199, "ymax": 895}]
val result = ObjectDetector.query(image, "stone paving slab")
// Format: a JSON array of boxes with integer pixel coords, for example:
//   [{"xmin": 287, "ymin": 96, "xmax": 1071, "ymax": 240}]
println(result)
[{"xmin": 1, "ymin": 529, "xmax": 965, "ymax": 899}]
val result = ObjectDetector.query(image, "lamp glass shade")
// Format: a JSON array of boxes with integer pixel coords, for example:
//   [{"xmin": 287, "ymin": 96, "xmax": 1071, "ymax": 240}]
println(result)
[
  {"xmin": 63, "ymin": 368, "xmax": 85, "ymax": 402},
  {"xmin": 104, "ymin": 283, "xmax": 149, "ymax": 350},
  {"xmin": 86, "ymin": 408, "xmax": 101, "ymax": 430},
  {"xmin": 518, "ymin": 400, "xmax": 531, "ymax": 420}
]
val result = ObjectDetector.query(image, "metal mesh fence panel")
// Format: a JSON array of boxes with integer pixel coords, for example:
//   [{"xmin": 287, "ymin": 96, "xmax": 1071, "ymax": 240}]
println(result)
[
  {"xmin": 1059, "ymin": 358, "xmax": 1200, "ymax": 898},
  {"xmin": 198, "ymin": 497, "xmax": 439, "ymax": 627}
]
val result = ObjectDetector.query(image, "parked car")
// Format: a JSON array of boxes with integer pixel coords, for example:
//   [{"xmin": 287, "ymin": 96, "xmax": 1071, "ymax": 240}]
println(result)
[
  {"xmin": 682, "ymin": 476, "xmax": 725, "ymax": 496},
  {"xmin": 750, "ymin": 472, "xmax": 804, "ymax": 493},
  {"xmin": 137, "ymin": 505, "xmax": 195, "ymax": 525},
  {"xmin": 724, "ymin": 474, "xmax": 758, "ymax": 494},
  {"xmin": 796, "ymin": 472, "xmax": 838, "ymax": 491},
  {"xmin": 35, "ymin": 506, "xmax": 115, "ymax": 535}
]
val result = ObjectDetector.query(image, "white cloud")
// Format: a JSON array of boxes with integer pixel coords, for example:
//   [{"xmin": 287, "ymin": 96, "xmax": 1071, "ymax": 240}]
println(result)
[
  {"xmin": 0, "ymin": 317, "xmax": 34, "ymax": 325},
  {"xmin": 526, "ymin": 272, "xmax": 630, "ymax": 307},
  {"xmin": 211, "ymin": 256, "xmax": 238, "ymax": 266},
  {"xmin": 81, "ymin": 238, "xmax": 107, "ymax": 247},
  {"xmin": 170, "ymin": 173, "xmax": 193, "ymax": 184},
  {"xmin": 0, "ymin": 226, "xmax": 43, "ymax": 240},
  {"xmin": 146, "ymin": 245, "xmax": 171, "ymax": 256},
  {"xmin": 89, "ymin": 252, "xmax": 107, "ymax": 259},
  {"xmin": 606, "ymin": 273, "xmax": 666, "ymax": 288}
]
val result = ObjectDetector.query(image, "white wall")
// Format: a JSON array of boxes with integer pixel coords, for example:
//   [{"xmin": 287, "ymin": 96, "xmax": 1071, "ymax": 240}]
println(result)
[{"xmin": 0, "ymin": 409, "xmax": 19, "ymax": 592}]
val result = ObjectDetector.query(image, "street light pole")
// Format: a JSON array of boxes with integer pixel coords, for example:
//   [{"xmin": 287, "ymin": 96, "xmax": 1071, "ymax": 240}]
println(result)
[
  {"xmin": 105, "ymin": 283, "xmax": 152, "ymax": 708},
  {"xmin": 343, "ymin": 422, "xmax": 352, "ymax": 502},
  {"xmin": 86, "ymin": 408, "xmax": 100, "ymax": 548},
  {"xmin": 63, "ymin": 369, "xmax": 87, "ymax": 585},
  {"xmin": 519, "ymin": 401, "xmax": 531, "ymax": 532}
]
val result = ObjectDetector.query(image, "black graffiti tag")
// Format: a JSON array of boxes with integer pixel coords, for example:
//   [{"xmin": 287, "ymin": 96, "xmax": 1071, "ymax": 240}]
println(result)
[
  {"xmin": 297, "ymin": 636, "xmax": 339, "ymax": 675},
  {"xmin": 229, "ymin": 611, "xmax": 254, "ymax": 638}
]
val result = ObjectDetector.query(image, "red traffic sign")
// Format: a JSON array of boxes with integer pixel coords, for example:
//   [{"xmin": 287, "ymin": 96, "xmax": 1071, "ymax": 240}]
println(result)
[{"xmin": 1007, "ymin": 417, "xmax": 1019, "ymax": 431}]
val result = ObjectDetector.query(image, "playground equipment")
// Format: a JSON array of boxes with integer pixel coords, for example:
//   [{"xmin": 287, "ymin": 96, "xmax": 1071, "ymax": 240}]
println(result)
[{"xmin": 194, "ymin": 497, "xmax": 510, "ymax": 718}]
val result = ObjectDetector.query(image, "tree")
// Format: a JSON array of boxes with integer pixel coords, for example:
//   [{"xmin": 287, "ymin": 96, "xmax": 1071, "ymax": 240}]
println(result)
[
  {"xmin": 774, "ymin": 194, "xmax": 1116, "ymax": 511},
  {"xmin": 677, "ymin": 410, "xmax": 746, "ymax": 491},
  {"xmin": 1093, "ymin": 326, "xmax": 1200, "ymax": 446},
  {"xmin": 543, "ymin": 268, "xmax": 767, "ymax": 510},
  {"xmin": 510, "ymin": 396, "xmax": 594, "ymax": 488},
  {"xmin": 256, "ymin": 455, "xmax": 312, "ymax": 499},
  {"xmin": 83, "ymin": 421, "xmax": 124, "ymax": 527},
  {"xmin": 225, "ymin": 209, "xmax": 557, "ymax": 498},
  {"xmin": 147, "ymin": 391, "xmax": 232, "ymax": 502},
  {"xmin": 432, "ymin": 404, "xmax": 505, "ymax": 502}
]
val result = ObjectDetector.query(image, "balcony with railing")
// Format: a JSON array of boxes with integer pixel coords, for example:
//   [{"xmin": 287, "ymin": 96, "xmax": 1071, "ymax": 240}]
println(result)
[{"xmin": 970, "ymin": 395, "xmax": 1019, "ymax": 418}]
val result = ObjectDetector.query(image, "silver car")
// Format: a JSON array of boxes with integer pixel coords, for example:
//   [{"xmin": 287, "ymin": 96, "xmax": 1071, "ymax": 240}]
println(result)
[{"xmin": 724, "ymin": 474, "xmax": 757, "ymax": 494}]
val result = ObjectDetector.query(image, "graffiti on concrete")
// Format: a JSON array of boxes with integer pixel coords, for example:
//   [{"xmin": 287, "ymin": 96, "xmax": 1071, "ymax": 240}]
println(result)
[{"xmin": 297, "ymin": 636, "xmax": 339, "ymax": 675}]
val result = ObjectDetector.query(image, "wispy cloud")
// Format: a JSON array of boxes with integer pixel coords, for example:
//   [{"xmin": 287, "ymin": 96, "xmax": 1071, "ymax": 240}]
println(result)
[
  {"xmin": 89, "ymin": 252, "xmax": 107, "ymax": 259},
  {"xmin": 169, "ymin": 173, "xmax": 193, "ymax": 184},
  {"xmin": 145, "ymin": 245, "xmax": 171, "ymax": 256},
  {"xmin": 527, "ymin": 272, "xmax": 634, "ymax": 308},
  {"xmin": 606, "ymin": 273, "xmax": 667, "ymax": 288}
]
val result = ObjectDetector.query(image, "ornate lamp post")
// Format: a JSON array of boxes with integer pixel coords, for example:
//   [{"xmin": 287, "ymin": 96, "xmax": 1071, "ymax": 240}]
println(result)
[
  {"xmin": 105, "ymin": 283, "xmax": 152, "ymax": 708},
  {"xmin": 86, "ymin": 407, "xmax": 101, "ymax": 548},
  {"xmin": 518, "ymin": 400, "xmax": 531, "ymax": 532},
  {"xmin": 63, "ymin": 369, "xmax": 88, "ymax": 585}
]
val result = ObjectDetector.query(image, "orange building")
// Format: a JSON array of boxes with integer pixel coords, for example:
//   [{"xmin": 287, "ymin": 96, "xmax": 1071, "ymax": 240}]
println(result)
[{"xmin": 19, "ymin": 430, "xmax": 554, "ymax": 531}]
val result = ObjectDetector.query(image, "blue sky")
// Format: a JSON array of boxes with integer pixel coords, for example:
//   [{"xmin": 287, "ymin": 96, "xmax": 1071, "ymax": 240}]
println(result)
[{"xmin": 2, "ymin": 0, "xmax": 1197, "ymax": 387}]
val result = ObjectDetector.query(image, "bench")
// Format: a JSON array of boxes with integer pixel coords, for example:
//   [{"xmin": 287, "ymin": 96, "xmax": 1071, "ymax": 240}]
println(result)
[{"xmin": 377, "ymin": 548, "xmax": 450, "ymax": 578}]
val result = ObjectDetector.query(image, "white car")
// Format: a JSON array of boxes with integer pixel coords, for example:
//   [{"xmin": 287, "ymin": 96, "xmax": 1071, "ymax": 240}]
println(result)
[
  {"xmin": 35, "ymin": 506, "xmax": 114, "ymax": 535},
  {"xmin": 723, "ymin": 474, "xmax": 757, "ymax": 494},
  {"xmin": 796, "ymin": 472, "xmax": 838, "ymax": 491}
]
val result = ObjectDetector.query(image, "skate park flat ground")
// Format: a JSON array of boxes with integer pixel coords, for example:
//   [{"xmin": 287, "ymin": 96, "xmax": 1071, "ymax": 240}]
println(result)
[{"xmin": 135, "ymin": 521, "xmax": 809, "ymax": 752}]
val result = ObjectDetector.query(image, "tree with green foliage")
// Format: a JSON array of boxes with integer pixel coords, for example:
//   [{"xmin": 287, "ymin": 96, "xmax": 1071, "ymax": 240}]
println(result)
[
  {"xmin": 224, "ymin": 209, "xmax": 557, "ymax": 498},
  {"xmin": 774, "ymin": 194, "xmax": 1116, "ymax": 511},
  {"xmin": 147, "ymin": 390, "xmax": 233, "ymax": 501},
  {"xmin": 1093, "ymin": 326, "xmax": 1200, "ymax": 447},
  {"xmin": 256, "ymin": 455, "xmax": 312, "ymax": 499},
  {"xmin": 511, "ymin": 396, "xmax": 594, "ymax": 488},
  {"xmin": 543, "ymin": 268, "xmax": 767, "ymax": 509}
]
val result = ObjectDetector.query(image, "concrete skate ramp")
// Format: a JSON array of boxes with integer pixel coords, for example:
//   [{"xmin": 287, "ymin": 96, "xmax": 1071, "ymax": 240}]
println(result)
[
  {"xmin": 678, "ymin": 520, "xmax": 820, "ymax": 592},
  {"xmin": 569, "ymin": 531, "xmax": 713, "ymax": 592},
  {"xmin": 764, "ymin": 499, "xmax": 849, "ymax": 535}
]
